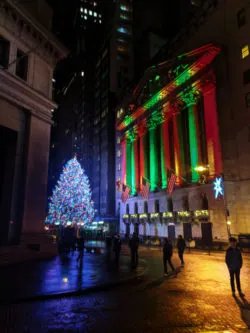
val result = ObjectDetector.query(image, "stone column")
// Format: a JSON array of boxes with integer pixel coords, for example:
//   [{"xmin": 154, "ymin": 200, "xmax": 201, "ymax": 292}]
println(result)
[
  {"xmin": 138, "ymin": 122, "xmax": 147, "ymax": 188},
  {"xmin": 202, "ymin": 83, "xmax": 223, "ymax": 177},
  {"xmin": 22, "ymin": 114, "xmax": 51, "ymax": 235},
  {"xmin": 121, "ymin": 139, "xmax": 126, "ymax": 186},
  {"xmin": 173, "ymin": 113, "xmax": 183, "ymax": 185},
  {"xmin": 125, "ymin": 139, "xmax": 132, "ymax": 188},
  {"xmin": 160, "ymin": 119, "xmax": 171, "ymax": 189}
]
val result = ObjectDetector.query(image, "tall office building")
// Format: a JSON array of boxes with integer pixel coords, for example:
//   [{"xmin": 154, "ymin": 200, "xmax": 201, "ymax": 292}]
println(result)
[
  {"xmin": 90, "ymin": 1, "xmax": 133, "ymax": 228},
  {"xmin": 48, "ymin": 0, "xmax": 105, "ymax": 193}
]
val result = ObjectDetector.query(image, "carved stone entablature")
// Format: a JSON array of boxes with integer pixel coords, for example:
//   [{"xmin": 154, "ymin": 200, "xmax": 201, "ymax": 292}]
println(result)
[
  {"xmin": 147, "ymin": 111, "xmax": 163, "ymax": 130},
  {"xmin": 171, "ymin": 64, "xmax": 189, "ymax": 80},
  {"xmin": 1, "ymin": 1, "xmax": 67, "ymax": 65}
]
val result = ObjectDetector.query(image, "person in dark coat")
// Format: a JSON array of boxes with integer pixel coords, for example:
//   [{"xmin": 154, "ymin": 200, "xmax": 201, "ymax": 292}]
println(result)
[
  {"xmin": 163, "ymin": 238, "xmax": 176, "ymax": 276},
  {"xmin": 106, "ymin": 235, "xmax": 112, "ymax": 260},
  {"xmin": 129, "ymin": 232, "xmax": 139, "ymax": 268},
  {"xmin": 113, "ymin": 234, "xmax": 122, "ymax": 265},
  {"xmin": 177, "ymin": 235, "xmax": 186, "ymax": 266},
  {"xmin": 225, "ymin": 237, "xmax": 244, "ymax": 297}
]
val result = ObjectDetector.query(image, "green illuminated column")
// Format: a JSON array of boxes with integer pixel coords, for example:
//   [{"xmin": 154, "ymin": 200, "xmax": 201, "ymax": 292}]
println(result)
[
  {"xmin": 188, "ymin": 104, "xmax": 200, "ymax": 182},
  {"xmin": 130, "ymin": 138, "xmax": 136, "ymax": 195},
  {"xmin": 149, "ymin": 126, "xmax": 158, "ymax": 191},
  {"xmin": 126, "ymin": 140, "xmax": 132, "ymax": 188}
]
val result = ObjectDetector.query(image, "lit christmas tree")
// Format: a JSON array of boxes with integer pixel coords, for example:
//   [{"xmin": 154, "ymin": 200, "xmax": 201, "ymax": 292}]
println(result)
[{"xmin": 45, "ymin": 156, "xmax": 95, "ymax": 225}]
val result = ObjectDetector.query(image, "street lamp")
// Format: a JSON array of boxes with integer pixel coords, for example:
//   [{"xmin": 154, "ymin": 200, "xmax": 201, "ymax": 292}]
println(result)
[{"xmin": 194, "ymin": 165, "xmax": 207, "ymax": 173}]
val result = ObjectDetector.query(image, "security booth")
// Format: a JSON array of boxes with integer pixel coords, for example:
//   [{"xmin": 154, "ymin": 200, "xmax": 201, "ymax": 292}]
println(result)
[
  {"xmin": 130, "ymin": 214, "xmax": 139, "ymax": 235},
  {"xmin": 122, "ymin": 214, "xmax": 130, "ymax": 238},
  {"xmin": 149, "ymin": 213, "xmax": 161, "ymax": 224}
]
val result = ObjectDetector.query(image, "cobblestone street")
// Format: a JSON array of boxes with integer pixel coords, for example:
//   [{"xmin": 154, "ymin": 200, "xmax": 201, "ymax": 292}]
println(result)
[{"xmin": 1, "ymin": 248, "xmax": 250, "ymax": 333}]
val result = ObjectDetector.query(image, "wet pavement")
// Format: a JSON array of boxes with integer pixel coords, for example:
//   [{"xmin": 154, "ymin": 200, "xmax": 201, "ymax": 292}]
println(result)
[
  {"xmin": 0, "ymin": 243, "xmax": 146, "ymax": 302},
  {"xmin": 1, "ymin": 248, "xmax": 250, "ymax": 332}
]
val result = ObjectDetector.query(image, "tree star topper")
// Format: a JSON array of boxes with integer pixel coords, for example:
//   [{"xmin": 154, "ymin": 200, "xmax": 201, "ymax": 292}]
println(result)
[{"xmin": 213, "ymin": 177, "xmax": 224, "ymax": 199}]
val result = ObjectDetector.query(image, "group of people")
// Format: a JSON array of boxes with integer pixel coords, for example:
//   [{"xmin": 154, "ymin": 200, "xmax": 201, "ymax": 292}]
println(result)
[
  {"xmin": 163, "ymin": 235, "xmax": 245, "ymax": 297},
  {"xmin": 106, "ymin": 232, "xmax": 139, "ymax": 269},
  {"xmin": 58, "ymin": 227, "xmax": 245, "ymax": 296}
]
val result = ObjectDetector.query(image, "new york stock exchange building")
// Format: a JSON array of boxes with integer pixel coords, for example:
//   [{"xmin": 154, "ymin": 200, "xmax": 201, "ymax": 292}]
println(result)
[{"xmin": 115, "ymin": 44, "xmax": 250, "ymax": 243}]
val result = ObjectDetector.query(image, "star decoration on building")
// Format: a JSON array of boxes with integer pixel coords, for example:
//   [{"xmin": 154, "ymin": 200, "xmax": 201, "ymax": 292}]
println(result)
[{"xmin": 213, "ymin": 177, "xmax": 224, "ymax": 199}]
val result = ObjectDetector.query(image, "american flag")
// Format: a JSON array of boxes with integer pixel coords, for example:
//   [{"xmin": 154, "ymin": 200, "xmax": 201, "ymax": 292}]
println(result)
[
  {"xmin": 167, "ymin": 172, "xmax": 177, "ymax": 195},
  {"xmin": 121, "ymin": 184, "xmax": 131, "ymax": 203},
  {"xmin": 140, "ymin": 177, "xmax": 150, "ymax": 199}
]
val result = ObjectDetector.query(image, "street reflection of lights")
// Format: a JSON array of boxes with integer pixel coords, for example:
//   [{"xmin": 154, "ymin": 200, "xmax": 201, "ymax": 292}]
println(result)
[{"xmin": 63, "ymin": 277, "xmax": 68, "ymax": 283}]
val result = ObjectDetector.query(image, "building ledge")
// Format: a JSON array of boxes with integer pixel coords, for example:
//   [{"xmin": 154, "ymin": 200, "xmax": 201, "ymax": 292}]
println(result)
[{"xmin": 0, "ymin": 69, "xmax": 56, "ymax": 124}]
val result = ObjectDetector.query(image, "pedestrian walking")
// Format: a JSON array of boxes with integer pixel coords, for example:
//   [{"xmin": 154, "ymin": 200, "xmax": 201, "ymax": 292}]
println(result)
[
  {"xmin": 163, "ymin": 238, "xmax": 176, "ymax": 276},
  {"xmin": 113, "ymin": 234, "xmax": 122, "ymax": 265},
  {"xmin": 106, "ymin": 235, "xmax": 112, "ymax": 260},
  {"xmin": 225, "ymin": 237, "xmax": 244, "ymax": 297},
  {"xmin": 129, "ymin": 232, "xmax": 139, "ymax": 269},
  {"xmin": 177, "ymin": 235, "xmax": 186, "ymax": 266},
  {"xmin": 76, "ymin": 228, "xmax": 85, "ymax": 264}
]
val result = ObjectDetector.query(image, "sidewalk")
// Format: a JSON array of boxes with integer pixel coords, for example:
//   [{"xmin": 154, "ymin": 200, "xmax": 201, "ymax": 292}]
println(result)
[{"xmin": 0, "ymin": 251, "xmax": 147, "ymax": 303}]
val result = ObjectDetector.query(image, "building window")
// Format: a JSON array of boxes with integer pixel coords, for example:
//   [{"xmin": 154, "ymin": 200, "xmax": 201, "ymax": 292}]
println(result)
[
  {"xmin": 84, "ymin": 8, "xmax": 87, "ymax": 13},
  {"xmin": 120, "ymin": 13, "xmax": 130, "ymax": 20},
  {"xmin": 89, "ymin": 10, "xmax": 93, "ymax": 15},
  {"xmin": 120, "ymin": 5, "xmax": 131, "ymax": 12},
  {"xmin": 237, "ymin": 8, "xmax": 246, "ymax": 28},
  {"xmin": 245, "ymin": 92, "xmax": 250, "ymax": 108},
  {"xmin": 117, "ymin": 136, "xmax": 121, "ymax": 144},
  {"xmin": 16, "ymin": 49, "xmax": 28, "ymax": 80},
  {"xmin": 80, "ymin": 7, "xmax": 83, "ymax": 12},
  {"xmin": 117, "ymin": 150, "xmax": 121, "ymax": 157},
  {"xmin": 117, "ymin": 163, "xmax": 121, "ymax": 171},
  {"xmin": 0, "ymin": 36, "xmax": 10, "ymax": 68},
  {"xmin": 243, "ymin": 69, "xmax": 250, "ymax": 85},
  {"xmin": 241, "ymin": 45, "xmax": 249, "ymax": 59},
  {"xmin": 117, "ymin": 27, "xmax": 131, "ymax": 35}
]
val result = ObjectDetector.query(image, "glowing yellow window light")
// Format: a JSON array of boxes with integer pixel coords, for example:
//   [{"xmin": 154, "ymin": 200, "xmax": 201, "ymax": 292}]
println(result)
[{"xmin": 242, "ymin": 45, "xmax": 249, "ymax": 59}]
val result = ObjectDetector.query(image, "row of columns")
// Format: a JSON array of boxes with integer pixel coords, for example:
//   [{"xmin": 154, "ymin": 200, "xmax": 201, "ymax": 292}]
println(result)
[{"xmin": 120, "ymin": 82, "xmax": 222, "ymax": 194}]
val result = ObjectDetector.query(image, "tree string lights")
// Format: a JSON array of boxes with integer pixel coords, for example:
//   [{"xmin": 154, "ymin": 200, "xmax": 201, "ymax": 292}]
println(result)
[{"xmin": 45, "ymin": 156, "xmax": 95, "ymax": 225}]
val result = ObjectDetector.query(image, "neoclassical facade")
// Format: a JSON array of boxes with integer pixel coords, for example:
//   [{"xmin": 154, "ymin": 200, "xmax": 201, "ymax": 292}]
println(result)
[
  {"xmin": 116, "ymin": 43, "xmax": 246, "ymax": 242},
  {"xmin": 0, "ymin": 0, "xmax": 67, "ymax": 245}
]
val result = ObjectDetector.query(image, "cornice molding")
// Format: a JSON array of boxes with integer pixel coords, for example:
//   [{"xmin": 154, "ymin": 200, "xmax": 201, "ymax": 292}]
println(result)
[{"xmin": 0, "ymin": 69, "xmax": 55, "ymax": 124}]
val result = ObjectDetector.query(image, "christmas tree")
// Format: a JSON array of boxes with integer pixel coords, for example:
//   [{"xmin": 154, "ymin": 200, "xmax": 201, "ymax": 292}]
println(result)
[{"xmin": 45, "ymin": 156, "xmax": 95, "ymax": 225}]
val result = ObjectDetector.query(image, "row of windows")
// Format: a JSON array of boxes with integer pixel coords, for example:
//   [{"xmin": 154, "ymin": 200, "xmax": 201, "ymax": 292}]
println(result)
[
  {"xmin": 0, "ymin": 36, "xmax": 28, "ymax": 81},
  {"xmin": 124, "ymin": 196, "xmax": 208, "ymax": 215},
  {"xmin": 80, "ymin": 7, "xmax": 101, "ymax": 17}
]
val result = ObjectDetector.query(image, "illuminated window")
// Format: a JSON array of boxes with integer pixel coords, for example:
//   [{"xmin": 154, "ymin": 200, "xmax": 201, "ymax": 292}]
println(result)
[
  {"xmin": 93, "ymin": 1, "xmax": 97, "ymax": 6},
  {"xmin": 120, "ymin": 5, "xmax": 130, "ymax": 12},
  {"xmin": 242, "ymin": 45, "xmax": 249, "ymax": 59},
  {"xmin": 117, "ymin": 27, "xmax": 131, "ymax": 34},
  {"xmin": 80, "ymin": 7, "xmax": 83, "ymax": 12},
  {"xmin": 89, "ymin": 10, "xmax": 93, "ymax": 15},
  {"xmin": 99, "ymin": 19, "xmax": 102, "ymax": 24},
  {"xmin": 84, "ymin": 8, "xmax": 87, "ymax": 13},
  {"xmin": 99, "ymin": 14, "xmax": 101, "ymax": 18},
  {"xmin": 84, "ymin": 15, "xmax": 87, "ymax": 20},
  {"xmin": 117, "ymin": 136, "xmax": 121, "ymax": 144},
  {"xmin": 120, "ymin": 13, "xmax": 129, "ymax": 20},
  {"xmin": 117, "ymin": 150, "xmax": 121, "ymax": 157},
  {"xmin": 94, "ymin": 12, "xmax": 97, "ymax": 17},
  {"xmin": 117, "ymin": 164, "xmax": 121, "ymax": 171}
]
